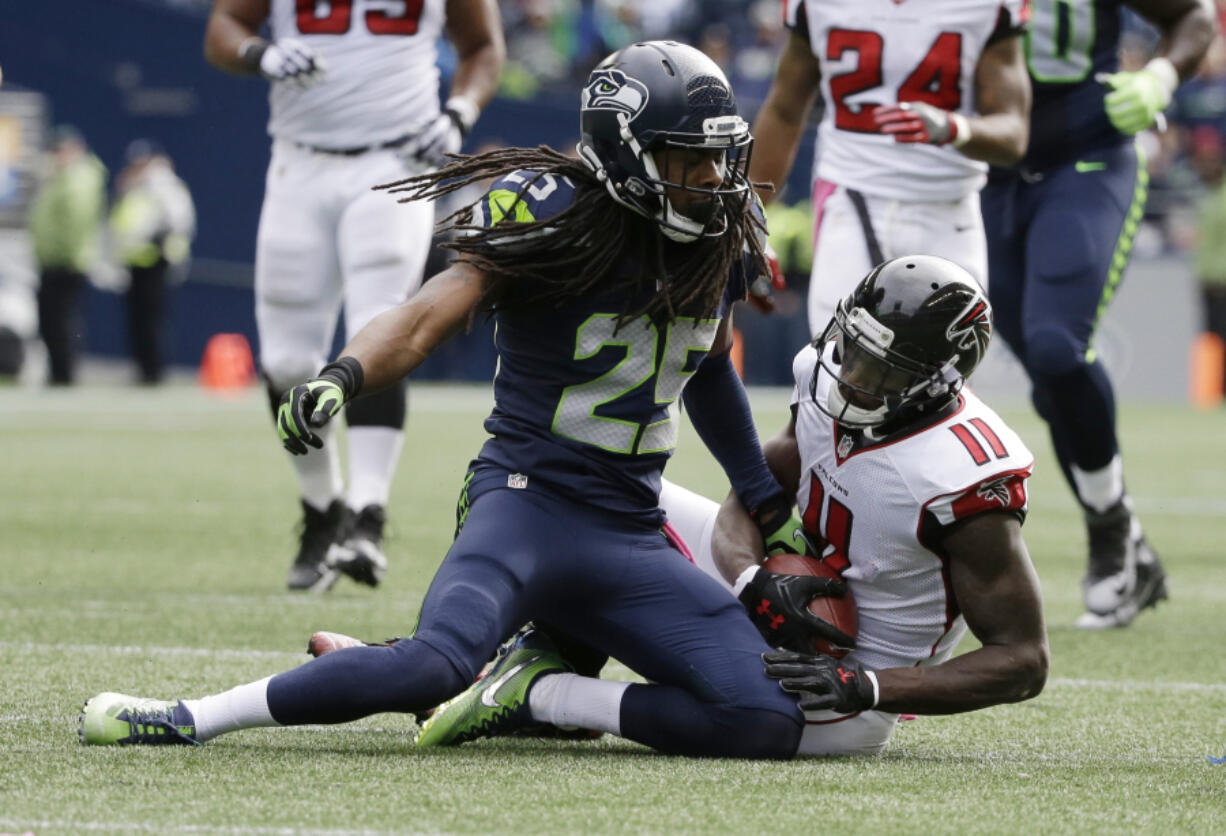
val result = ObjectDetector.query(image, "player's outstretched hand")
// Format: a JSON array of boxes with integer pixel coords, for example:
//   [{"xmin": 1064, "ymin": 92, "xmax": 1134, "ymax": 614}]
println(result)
[
  {"xmin": 277, "ymin": 378, "xmax": 346, "ymax": 455},
  {"xmin": 874, "ymin": 102, "xmax": 957, "ymax": 145},
  {"xmin": 1099, "ymin": 61, "xmax": 1176, "ymax": 136},
  {"xmin": 258, "ymin": 38, "xmax": 327, "ymax": 88},
  {"xmin": 738, "ymin": 568, "xmax": 855, "ymax": 652},
  {"xmin": 763, "ymin": 649, "xmax": 878, "ymax": 713}
]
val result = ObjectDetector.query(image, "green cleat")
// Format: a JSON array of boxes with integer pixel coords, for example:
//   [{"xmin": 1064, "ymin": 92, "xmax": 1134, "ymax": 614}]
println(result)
[
  {"xmin": 78, "ymin": 692, "xmax": 201, "ymax": 746},
  {"xmin": 415, "ymin": 639, "xmax": 571, "ymax": 747}
]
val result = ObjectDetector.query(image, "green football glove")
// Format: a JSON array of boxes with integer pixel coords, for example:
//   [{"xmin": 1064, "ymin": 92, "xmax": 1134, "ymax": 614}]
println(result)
[
  {"xmin": 752, "ymin": 493, "xmax": 817, "ymax": 556},
  {"xmin": 1100, "ymin": 58, "xmax": 1178, "ymax": 136},
  {"xmin": 278, "ymin": 379, "xmax": 345, "ymax": 455},
  {"xmin": 276, "ymin": 357, "xmax": 364, "ymax": 455}
]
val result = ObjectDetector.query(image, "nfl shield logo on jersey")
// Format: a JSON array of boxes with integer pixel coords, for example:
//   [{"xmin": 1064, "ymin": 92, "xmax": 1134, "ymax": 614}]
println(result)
[
  {"xmin": 507, "ymin": 473, "xmax": 529, "ymax": 490},
  {"xmin": 838, "ymin": 434, "xmax": 855, "ymax": 459}
]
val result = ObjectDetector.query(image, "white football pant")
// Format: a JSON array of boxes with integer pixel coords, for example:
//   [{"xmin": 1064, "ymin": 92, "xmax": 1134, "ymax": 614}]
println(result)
[{"xmin": 256, "ymin": 139, "xmax": 433, "ymax": 510}]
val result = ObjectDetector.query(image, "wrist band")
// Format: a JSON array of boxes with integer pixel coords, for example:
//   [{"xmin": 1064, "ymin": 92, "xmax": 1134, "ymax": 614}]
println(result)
[
  {"xmin": 444, "ymin": 96, "xmax": 479, "ymax": 136},
  {"xmin": 949, "ymin": 112, "xmax": 972, "ymax": 149},
  {"xmin": 1144, "ymin": 56, "xmax": 1179, "ymax": 98},
  {"xmin": 732, "ymin": 564, "xmax": 761, "ymax": 598},
  {"xmin": 318, "ymin": 356, "xmax": 365, "ymax": 400},
  {"xmin": 238, "ymin": 36, "xmax": 269, "ymax": 72}
]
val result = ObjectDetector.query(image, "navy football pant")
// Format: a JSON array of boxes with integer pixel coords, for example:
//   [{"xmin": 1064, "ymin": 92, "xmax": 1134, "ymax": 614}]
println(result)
[
  {"xmin": 982, "ymin": 142, "xmax": 1145, "ymax": 490},
  {"xmin": 268, "ymin": 465, "xmax": 802, "ymax": 758}
]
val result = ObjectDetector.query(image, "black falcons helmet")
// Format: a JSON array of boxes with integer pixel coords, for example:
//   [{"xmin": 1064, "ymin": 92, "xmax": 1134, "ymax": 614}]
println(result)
[
  {"xmin": 576, "ymin": 40, "xmax": 752, "ymax": 242},
  {"xmin": 814, "ymin": 255, "xmax": 992, "ymax": 431}
]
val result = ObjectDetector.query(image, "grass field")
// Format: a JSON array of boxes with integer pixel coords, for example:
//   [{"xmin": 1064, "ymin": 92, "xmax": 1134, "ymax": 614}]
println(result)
[{"xmin": 1, "ymin": 383, "xmax": 1224, "ymax": 835}]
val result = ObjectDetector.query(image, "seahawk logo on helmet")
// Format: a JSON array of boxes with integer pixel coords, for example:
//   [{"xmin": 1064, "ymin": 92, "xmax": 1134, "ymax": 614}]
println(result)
[
  {"xmin": 576, "ymin": 41, "xmax": 753, "ymax": 243},
  {"xmin": 582, "ymin": 70, "xmax": 649, "ymax": 121}
]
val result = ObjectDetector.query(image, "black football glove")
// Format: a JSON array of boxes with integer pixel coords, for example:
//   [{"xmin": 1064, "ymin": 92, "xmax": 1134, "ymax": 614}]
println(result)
[
  {"xmin": 751, "ymin": 492, "xmax": 817, "ymax": 556},
  {"xmin": 763, "ymin": 649, "xmax": 878, "ymax": 714},
  {"xmin": 738, "ymin": 567, "xmax": 855, "ymax": 652},
  {"xmin": 276, "ymin": 357, "xmax": 364, "ymax": 455}
]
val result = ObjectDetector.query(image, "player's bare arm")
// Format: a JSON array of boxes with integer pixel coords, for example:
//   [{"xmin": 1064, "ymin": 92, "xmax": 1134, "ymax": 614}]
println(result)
[
  {"xmin": 958, "ymin": 34, "xmax": 1032, "ymax": 167},
  {"xmin": 872, "ymin": 512, "xmax": 1049, "ymax": 714},
  {"xmin": 444, "ymin": 0, "xmax": 506, "ymax": 113},
  {"xmin": 748, "ymin": 31, "xmax": 821, "ymax": 204},
  {"xmin": 276, "ymin": 261, "xmax": 487, "ymax": 455},
  {"xmin": 341, "ymin": 260, "xmax": 488, "ymax": 391},
  {"xmin": 1126, "ymin": 0, "xmax": 1216, "ymax": 79},
  {"xmin": 203, "ymin": 0, "xmax": 269, "ymax": 74}
]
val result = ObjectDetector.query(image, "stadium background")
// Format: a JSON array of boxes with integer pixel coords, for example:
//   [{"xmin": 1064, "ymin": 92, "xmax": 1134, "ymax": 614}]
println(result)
[{"xmin": 0, "ymin": 0, "xmax": 1218, "ymax": 398}]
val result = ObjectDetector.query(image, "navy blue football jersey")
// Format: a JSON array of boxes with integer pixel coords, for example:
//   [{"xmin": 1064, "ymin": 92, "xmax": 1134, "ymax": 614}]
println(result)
[
  {"xmin": 1020, "ymin": 0, "xmax": 1128, "ymax": 169},
  {"xmin": 470, "ymin": 170, "xmax": 754, "ymax": 524}
]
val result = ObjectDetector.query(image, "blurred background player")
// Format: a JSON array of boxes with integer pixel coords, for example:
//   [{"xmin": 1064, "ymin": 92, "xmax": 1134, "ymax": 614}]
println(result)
[
  {"xmin": 749, "ymin": 0, "xmax": 1032, "ymax": 335},
  {"xmin": 110, "ymin": 139, "xmax": 196, "ymax": 385},
  {"xmin": 203, "ymin": 0, "xmax": 505, "ymax": 591},
  {"xmin": 417, "ymin": 257, "xmax": 1048, "ymax": 757},
  {"xmin": 980, "ymin": 0, "xmax": 1216, "ymax": 629},
  {"xmin": 27, "ymin": 125, "xmax": 107, "ymax": 385}
]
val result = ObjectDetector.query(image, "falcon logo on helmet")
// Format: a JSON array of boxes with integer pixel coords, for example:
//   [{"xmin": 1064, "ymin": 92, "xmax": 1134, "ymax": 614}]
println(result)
[
  {"xmin": 947, "ymin": 297, "xmax": 992, "ymax": 360},
  {"xmin": 582, "ymin": 70, "xmax": 649, "ymax": 121}
]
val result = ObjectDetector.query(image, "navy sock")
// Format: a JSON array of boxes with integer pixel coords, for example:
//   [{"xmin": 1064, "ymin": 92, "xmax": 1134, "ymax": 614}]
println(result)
[
  {"xmin": 619, "ymin": 683, "xmax": 800, "ymax": 759},
  {"xmin": 266, "ymin": 638, "xmax": 467, "ymax": 726}
]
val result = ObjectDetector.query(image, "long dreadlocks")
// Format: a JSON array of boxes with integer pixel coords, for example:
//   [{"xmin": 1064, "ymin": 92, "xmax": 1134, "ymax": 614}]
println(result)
[{"xmin": 376, "ymin": 146, "xmax": 770, "ymax": 327}]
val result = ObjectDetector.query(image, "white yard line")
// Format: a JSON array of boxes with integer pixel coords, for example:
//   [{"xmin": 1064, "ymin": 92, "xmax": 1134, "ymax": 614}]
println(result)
[{"xmin": 0, "ymin": 820, "xmax": 423, "ymax": 836}]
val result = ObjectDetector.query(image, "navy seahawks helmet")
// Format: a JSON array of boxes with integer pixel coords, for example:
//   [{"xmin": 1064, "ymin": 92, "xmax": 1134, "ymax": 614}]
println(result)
[
  {"xmin": 813, "ymin": 256, "xmax": 992, "ymax": 432},
  {"xmin": 577, "ymin": 41, "xmax": 752, "ymax": 242}
]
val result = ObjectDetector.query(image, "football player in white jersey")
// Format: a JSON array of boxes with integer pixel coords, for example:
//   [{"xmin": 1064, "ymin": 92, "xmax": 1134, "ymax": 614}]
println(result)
[
  {"xmin": 751, "ymin": 0, "xmax": 1032, "ymax": 335},
  {"xmin": 204, "ymin": 0, "xmax": 504, "ymax": 591}
]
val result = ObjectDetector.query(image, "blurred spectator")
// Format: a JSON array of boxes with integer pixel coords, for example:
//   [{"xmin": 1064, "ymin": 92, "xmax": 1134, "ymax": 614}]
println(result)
[
  {"xmin": 27, "ymin": 125, "xmax": 107, "ymax": 385},
  {"xmin": 1190, "ymin": 125, "xmax": 1226, "ymax": 391},
  {"xmin": 110, "ymin": 139, "xmax": 195, "ymax": 384}
]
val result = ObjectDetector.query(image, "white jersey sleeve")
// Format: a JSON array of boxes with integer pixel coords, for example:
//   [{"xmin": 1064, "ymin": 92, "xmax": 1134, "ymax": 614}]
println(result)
[
  {"xmin": 786, "ymin": 0, "xmax": 1024, "ymax": 201},
  {"xmin": 266, "ymin": 0, "xmax": 447, "ymax": 148}
]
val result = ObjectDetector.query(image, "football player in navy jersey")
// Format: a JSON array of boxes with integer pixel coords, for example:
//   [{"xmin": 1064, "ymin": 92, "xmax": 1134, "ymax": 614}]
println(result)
[
  {"xmin": 980, "ymin": 0, "xmax": 1215, "ymax": 629},
  {"xmin": 78, "ymin": 42, "xmax": 823, "ymax": 759}
]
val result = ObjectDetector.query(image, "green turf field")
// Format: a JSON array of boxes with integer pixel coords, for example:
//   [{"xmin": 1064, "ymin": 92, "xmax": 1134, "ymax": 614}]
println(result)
[{"xmin": 1, "ymin": 384, "xmax": 1223, "ymax": 835}]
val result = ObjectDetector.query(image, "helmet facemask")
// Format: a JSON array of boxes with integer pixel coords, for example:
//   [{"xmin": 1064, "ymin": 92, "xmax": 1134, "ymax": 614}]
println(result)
[{"xmin": 815, "ymin": 302, "xmax": 963, "ymax": 434}]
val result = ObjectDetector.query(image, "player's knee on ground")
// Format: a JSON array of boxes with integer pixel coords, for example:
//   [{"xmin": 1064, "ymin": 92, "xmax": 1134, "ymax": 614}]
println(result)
[
  {"xmin": 346, "ymin": 383, "xmax": 406, "ymax": 429},
  {"xmin": 713, "ymin": 705, "xmax": 802, "ymax": 759},
  {"xmin": 1022, "ymin": 324, "xmax": 1089, "ymax": 379}
]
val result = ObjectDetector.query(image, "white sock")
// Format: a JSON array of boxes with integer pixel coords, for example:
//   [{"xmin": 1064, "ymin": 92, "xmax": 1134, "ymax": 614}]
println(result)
[
  {"xmin": 346, "ymin": 426, "xmax": 404, "ymax": 511},
  {"xmin": 1071, "ymin": 455, "xmax": 1125, "ymax": 513},
  {"xmin": 529, "ymin": 673, "xmax": 629, "ymax": 735},
  {"xmin": 290, "ymin": 422, "xmax": 342, "ymax": 512},
  {"xmin": 182, "ymin": 677, "xmax": 278, "ymax": 742}
]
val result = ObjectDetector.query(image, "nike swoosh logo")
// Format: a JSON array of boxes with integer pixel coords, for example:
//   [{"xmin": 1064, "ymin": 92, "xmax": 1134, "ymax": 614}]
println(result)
[
  {"xmin": 1075, "ymin": 161, "xmax": 1107, "ymax": 173},
  {"xmin": 480, "ymin": 656, "xmax": 540, "ymax": 708}
]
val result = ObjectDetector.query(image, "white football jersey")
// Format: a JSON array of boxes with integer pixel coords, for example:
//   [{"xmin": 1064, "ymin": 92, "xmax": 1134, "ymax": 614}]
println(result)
[
  {"xmin": 267, "ymin": 0, "xmax": 447, "ymax": 148},
  {"xmin": 784, "ymin": 0, "xmax": 1029, "ymax": 201},
  {"xmin": 790, "ymin": 344, "xmax": 1033, "ymax": 672}
]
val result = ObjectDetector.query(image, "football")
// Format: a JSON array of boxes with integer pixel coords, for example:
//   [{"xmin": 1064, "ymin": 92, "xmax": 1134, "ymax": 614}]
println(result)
[{"xmin": 762, "ymin": 553, "xmax": 858, "ymax": 659}]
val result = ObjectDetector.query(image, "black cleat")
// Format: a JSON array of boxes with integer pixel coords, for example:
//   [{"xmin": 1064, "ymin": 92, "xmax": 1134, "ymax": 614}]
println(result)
[
  {"xmin": 333, "ymin": 504, "xmax": 388, "ymax": 587},
  {"xmin": 286, "ymin": 499, "xmax": 350, "ymax": 592}
]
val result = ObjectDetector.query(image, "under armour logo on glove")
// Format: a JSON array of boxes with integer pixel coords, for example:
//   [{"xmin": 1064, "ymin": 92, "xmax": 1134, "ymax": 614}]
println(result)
[{"xmin": 763, "ymin": 649, "xmax": 879, "ymax": 714}]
